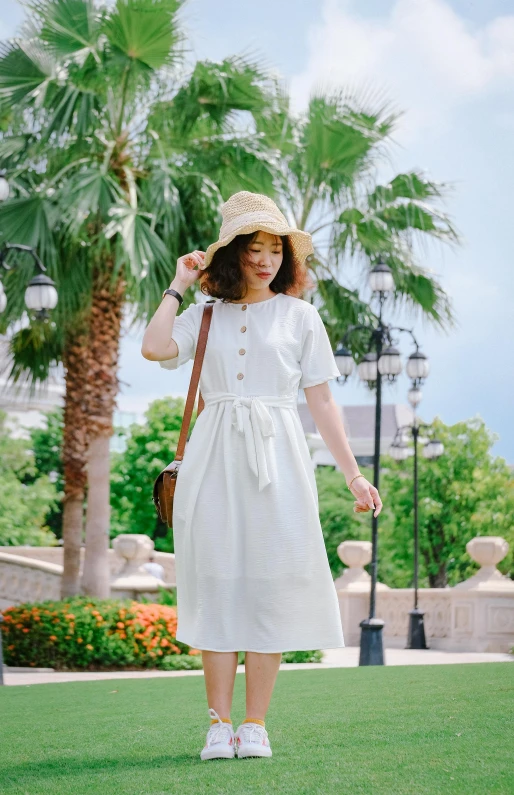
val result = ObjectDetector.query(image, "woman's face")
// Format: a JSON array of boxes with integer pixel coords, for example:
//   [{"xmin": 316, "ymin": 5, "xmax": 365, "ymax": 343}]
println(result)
[{"xmin": 240, "ymin": 231, "xmax": 283, "ymax": 289}]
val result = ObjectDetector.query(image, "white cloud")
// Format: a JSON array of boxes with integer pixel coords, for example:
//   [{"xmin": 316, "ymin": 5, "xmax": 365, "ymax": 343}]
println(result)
[{"xmin": 290, "ymin": 0, "xmax": 514, "ymax": 144}]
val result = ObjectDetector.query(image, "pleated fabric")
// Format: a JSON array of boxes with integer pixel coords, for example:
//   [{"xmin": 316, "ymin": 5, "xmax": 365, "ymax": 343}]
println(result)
[{"xmin": 159, "ymin": 292, "xmax": 345, "ymax": 652}]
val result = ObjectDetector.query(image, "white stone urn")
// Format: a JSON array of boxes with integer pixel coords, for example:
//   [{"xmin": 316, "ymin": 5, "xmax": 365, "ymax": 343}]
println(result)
[
  {"xmin": 454, "ymin": 536, "xmax": 514, "ymax": 591},
  {"xmin": 334, "ymin": 540, "xmax": 390, "ymax": 591},
  {"xmin": 112, "ymin": 534, "xmax": 155, "ymax": 577},
  {"xmin": 110, "ymin": 534, "xmax": 167, "ymax": 599}
]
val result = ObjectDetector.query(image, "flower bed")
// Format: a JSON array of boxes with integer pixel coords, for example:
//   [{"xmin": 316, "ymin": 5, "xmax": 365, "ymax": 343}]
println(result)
[{"xmin": 1, "ymin": 597, "xmax": 202, "ymax": 671}]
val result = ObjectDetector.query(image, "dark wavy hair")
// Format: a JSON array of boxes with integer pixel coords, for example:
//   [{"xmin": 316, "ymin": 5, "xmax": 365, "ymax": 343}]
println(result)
[{"xmin": 199, "ymin": 231, "xmax": 312, "ymax": 301}]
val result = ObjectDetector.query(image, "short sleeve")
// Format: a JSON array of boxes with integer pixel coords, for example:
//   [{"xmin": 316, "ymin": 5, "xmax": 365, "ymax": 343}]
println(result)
[
  {"xmin": 299, "ymin": 306, "xmax": 341, "ymax": 389},
  {"xmin": 159, "ymin": 302, "xmax": 202, "ymax": 371}
]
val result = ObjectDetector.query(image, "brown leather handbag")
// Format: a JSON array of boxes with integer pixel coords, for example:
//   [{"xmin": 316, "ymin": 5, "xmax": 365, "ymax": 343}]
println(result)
[{"xmin": 153, "ymin": 300, "xmax": 215, "ymax": 528}]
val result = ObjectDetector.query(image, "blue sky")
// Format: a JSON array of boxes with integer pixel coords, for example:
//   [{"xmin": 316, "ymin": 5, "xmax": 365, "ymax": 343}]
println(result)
[{"xmin": 2, "ymin": 0, "xmax": 513, "ymax": 462}]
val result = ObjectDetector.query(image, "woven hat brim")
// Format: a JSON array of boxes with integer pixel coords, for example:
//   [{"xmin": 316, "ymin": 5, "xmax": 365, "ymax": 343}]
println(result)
[{"xmin": 203, "ymin": 222, "xmax": 314, "ymax": 269}]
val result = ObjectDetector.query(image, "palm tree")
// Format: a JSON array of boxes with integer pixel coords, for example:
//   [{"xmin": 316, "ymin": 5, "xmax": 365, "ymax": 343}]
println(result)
[
  {"xmin": 256, "ymin": 86, "xmax": 460, "ymax": 345},
  {"xmin": 0, "ymin": 0, "xmax": 276, "ymax": 596}
]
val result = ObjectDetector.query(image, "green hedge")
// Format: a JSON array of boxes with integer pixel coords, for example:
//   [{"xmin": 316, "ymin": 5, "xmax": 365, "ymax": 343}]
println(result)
[{"xmin": 1, "ymin": 597, "xmax": 202, "ymax": 671}]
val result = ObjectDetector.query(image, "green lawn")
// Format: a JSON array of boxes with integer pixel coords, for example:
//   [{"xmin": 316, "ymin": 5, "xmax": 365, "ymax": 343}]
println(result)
[{"xmin": 1, "ymin": 663, "xmax": 513, "ymax": 795}]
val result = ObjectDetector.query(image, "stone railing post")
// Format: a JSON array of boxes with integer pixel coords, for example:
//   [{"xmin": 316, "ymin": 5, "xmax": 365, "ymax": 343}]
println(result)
[
  {"xmin": 454, "ymin": 537, "xmax": 513, "ymax": 591},
  {"xmin": 451, "ymin": 536, "xmax": 514, "ymax": 652},
  {"xmin": 110, "ymin": 534, "xmax": 173, "ymax": 601}
]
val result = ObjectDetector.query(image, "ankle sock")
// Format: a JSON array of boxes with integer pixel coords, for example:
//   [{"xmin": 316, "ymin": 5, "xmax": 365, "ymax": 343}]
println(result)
[
  {"xmin": 210, "ymin": 717, "xmax": 232, "ymax": 725},
  {"xmin": 243, "ymin": 717, "xmax": 265, "ymax": 727}
]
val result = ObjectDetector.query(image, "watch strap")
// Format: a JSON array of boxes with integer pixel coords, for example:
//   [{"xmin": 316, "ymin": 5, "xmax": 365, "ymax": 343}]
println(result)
[{"xmin": 162, "ymin": 288, "xmax": 183, "ymax": 305}]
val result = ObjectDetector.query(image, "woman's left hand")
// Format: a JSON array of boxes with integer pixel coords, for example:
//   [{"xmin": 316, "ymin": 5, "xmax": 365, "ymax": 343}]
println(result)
[{"xmin": 347, "ymin": 476, "xmax": 383, "ymax": 518}]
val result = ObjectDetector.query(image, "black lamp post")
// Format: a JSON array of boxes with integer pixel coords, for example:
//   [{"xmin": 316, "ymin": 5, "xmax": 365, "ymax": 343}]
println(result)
[
  {"xmin": 390, "ymin": 385, "xmax": 444, "ymax": 649},
  {"xmin": 333, "ymin": 261, "xmax": 432, "ymax": 666},
  {"xmin": 0, "ymin": 243, "xmax": 58, "ymax": 320}
]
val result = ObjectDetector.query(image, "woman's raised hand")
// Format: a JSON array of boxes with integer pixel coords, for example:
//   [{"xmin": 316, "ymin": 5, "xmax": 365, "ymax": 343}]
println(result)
[
  {"xmin": 348, "ymin": 476, "xmax": 383, "ymax": 519},
  {"xmin": 174, "ymin": 251, "xmax": 206, "ymax": 288}
]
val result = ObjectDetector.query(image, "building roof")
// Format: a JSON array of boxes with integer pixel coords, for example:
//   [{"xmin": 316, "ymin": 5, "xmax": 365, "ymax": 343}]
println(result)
[{"xmin": 298, "ymin": 401, "xmax": 417, "ymax": 458}]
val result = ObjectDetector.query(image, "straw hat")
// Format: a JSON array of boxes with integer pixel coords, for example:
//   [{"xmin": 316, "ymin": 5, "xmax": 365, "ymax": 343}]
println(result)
[{"xmin": 202, "ymin": 191, "xmax": 314, "ymax": 269}]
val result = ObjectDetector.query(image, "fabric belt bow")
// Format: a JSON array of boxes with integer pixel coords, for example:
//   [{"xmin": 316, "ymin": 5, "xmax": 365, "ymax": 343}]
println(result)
[{"xmin": 202, "ymin": 392, "xmax": 297, "ymax": 491}]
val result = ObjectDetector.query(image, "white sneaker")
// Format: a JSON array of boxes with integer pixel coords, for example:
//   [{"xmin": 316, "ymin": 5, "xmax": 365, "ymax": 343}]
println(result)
[
  {"xmin": 234, "ymin": 721, "xmax": 272, "ymax": 758},
  {"xmin": 200, "ymin": 708, "xmax": 235, "ymax": 761}
]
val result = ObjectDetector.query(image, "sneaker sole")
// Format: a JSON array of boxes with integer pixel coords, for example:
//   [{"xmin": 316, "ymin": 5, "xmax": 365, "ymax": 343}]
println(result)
[
  {"xmin": 200, "ymin": 746, "xmax": 235, "ymax": 761},
  {"xmin": 236, "ymin": 744, "xmax": 272, "ymax": 758}
]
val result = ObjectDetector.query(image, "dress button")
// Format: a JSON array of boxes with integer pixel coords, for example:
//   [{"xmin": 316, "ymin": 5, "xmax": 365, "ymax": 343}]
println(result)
[
  {"xmin": 241, "ymin": 304, "xmax": 247, "ymax": 311},
  {"xmin": 239, "ymin": 348, "xmax": 246, "ymax": 355},
  {"xmin": 241, "ymin": 326, "xmax": 247, "ymax": 332},
  {"xmin": 237, "ymin": 372, "xmax": 244, "ymax": 380}
]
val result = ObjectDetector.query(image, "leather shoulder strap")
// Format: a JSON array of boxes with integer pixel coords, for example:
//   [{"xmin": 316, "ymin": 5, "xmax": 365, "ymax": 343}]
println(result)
[{"xmin": 174, "ymin": 302, "xmax": 214, "ymax": 462}]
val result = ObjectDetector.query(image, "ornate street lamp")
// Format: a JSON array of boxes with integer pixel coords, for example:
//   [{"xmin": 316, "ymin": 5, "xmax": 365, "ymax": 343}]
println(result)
[
  {"xmin": 333, "ymin": 344, "xmax": 354, "ymax": 383},
  {"xmin": 0, "ymin": 244, "xmax": 58, "ymax": 319},
  {"xmin": 333, "ymin": 260, "xmax": 432, "ymax": 666},
  {"xmin": 390, "ymin": 414, "xmax": 444, "ymax": 649}
]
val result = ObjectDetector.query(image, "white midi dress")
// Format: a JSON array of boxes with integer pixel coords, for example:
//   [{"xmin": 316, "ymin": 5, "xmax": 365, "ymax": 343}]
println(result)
[{"xmin": 159, "ymin": 292, "xmax": 345, "ymax": 653}]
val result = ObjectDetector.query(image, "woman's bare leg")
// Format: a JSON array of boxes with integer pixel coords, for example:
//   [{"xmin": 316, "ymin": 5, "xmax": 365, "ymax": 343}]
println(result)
[
  {"xmin": 244, "ymin": 651, "xmax": 282, "ymax": 721},
  {"xmin": 201, "ymin": 650, "xmax": 239, "ymax": 719}
]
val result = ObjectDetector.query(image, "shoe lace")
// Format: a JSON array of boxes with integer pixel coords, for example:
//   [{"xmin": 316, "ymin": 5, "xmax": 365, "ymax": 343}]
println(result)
[
  {"xmin": 238, "ymin": 722, "xmax": 268, "ymax": 744},
  {"xmin": 206, "ymin": 708, "xmax": 233, "ymax": 746}
]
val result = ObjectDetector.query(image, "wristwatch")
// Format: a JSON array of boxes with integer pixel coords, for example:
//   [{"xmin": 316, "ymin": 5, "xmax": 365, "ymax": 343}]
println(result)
[{"xmin": 162, "ymin": 288, "xmax": 183, "ymax": 305}]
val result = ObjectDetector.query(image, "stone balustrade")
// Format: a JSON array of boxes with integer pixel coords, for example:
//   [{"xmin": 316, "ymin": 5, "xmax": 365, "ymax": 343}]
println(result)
[
  {"xmin": 0, "ymin": 543, "xmax": 176, "ymax": 588},
  {"xmin": 336, "ymin": 536, "xmax": 514, "ymax": 652},
  {"xmin": 1, "ymin": 534, "xmax": 513, "ymax": 653},
  {"xmin": 0, "ymin": 552, "xmax": 62, "ymax": 609},
  {"xmin": 0, "ymin": 537, "xmax": 176, "ymax": 608}
]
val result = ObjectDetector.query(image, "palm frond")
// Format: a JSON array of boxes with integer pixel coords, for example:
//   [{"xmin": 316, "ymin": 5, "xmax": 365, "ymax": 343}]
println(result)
[
  {"xmin": 38, "ymin": 0, "xmax": 101, "ymax": 59},
  {"xmin": 105, "ymin": 202, "xmax": 168, "ymax": 279},
  {"xmin": 0, "ymin": 40, "xmax": 56, "ymax": 108},
  {"xmin": 61, "ymin": 166, "xmax": 124, "ymax": 232},
  {"xmin": 104, "ymin": 0, "xmax": 183, "ymax": 70},
  {"xmin": 0, "ymin": 194, "xmax": 58, "ymax": 268},
  {"xmin": 170, "ymin": 56, "xmax": 270, "ymax": 135}
]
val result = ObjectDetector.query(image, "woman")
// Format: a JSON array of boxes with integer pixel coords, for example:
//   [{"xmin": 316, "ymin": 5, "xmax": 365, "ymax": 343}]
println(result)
[{"xmin": 141, "ymin": 191, "xmax": 383, "ymax": 761}]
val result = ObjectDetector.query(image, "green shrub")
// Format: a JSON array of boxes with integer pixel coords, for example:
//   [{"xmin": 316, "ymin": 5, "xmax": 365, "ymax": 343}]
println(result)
[
  {"xmin": 1, "ymin": 597, "xmax": 201, "ymax": 671},
  {"xmin": 236, "ymin": 649, "xmax": 323, "ymax": 664}
]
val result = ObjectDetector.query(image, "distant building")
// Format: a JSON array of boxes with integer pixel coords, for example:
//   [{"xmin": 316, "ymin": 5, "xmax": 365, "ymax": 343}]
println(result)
[{"xmin": 297, "ymin": 400, "xmax": 416, "ymax": 469}]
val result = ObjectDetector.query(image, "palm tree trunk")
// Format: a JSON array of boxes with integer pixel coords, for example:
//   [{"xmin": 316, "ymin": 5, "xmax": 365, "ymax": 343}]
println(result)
[
  {"xmin": 81, "ymin": 258, "xmax": 125, "ymax": 597},
  {"xmin": 61, "ymin": 327, "xmax": 89, "ymax": 598}
]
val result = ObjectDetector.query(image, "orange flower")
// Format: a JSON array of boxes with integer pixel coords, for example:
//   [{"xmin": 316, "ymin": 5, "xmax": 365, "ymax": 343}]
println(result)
[
  {"xmin": 22, "ymin": 628, "xmax": 30, "ymax": 634},
  {"xmin": 77, "ymin": 638, "xmax": 83, "ymax": 644},
  {"xmin": 116, "ymin": 622, "xmax": 125, "ymax": 629},
  {"xmin": 86, "ymin": 644, "xmax": 94, "ymax": 651},
  {"xmin": 65, "ymin": 614, "xmax": 76, "ymax": 620},
  {"xmin": 49, "ymin": 635, "xmax": 58, "ymax": 641}
]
